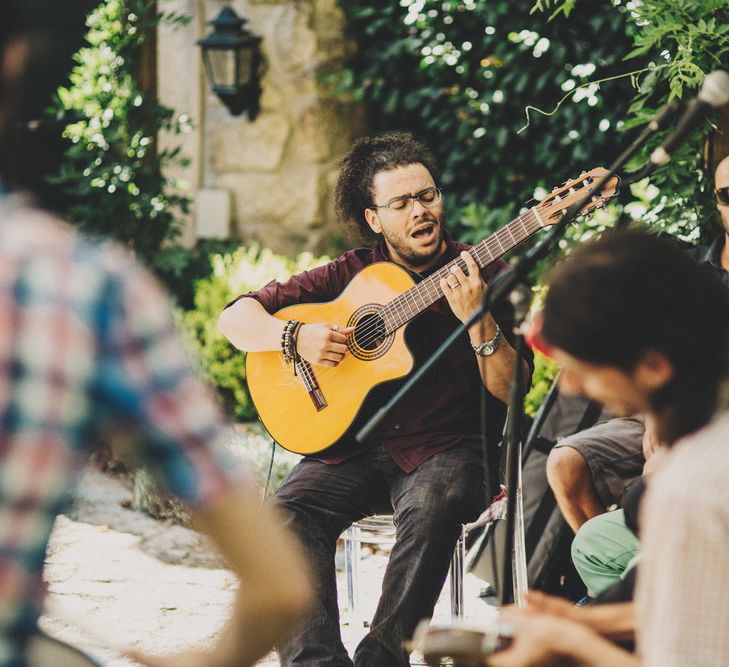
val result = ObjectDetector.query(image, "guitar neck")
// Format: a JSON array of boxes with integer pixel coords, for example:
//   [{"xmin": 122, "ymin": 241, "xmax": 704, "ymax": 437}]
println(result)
[{"xmin": 381, "ymin": 206, "xmax": 545, "ymax": 332}]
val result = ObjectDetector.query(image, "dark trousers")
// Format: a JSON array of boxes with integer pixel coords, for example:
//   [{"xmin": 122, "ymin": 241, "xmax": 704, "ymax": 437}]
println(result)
[{"xmin": 275, "ymin": 441, "xmax": 485, "ymax": 667}]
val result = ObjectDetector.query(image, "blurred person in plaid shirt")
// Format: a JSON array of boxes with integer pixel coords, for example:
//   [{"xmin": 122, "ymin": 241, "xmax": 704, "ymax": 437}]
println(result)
[{"xmin": 0, "ymin": 3, "xmax": 310, "ymax": 666}]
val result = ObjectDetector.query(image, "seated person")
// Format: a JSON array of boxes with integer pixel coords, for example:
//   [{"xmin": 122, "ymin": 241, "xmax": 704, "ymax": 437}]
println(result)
[
  {"xmin": 547, "ymin": 415, "xmax": 645, "ymax": 532},
  {"xmin": 490, "ymin": 229, "xmax": 729, "ymax": 667},
  {"xmin": 546, "ymin": 152, "xmax": 729, "ymax": 534},
  {"xmin": 570, "ymin": 417, "xmax": 662, "ymax": 596},
  {"xmin": 218, "ymin": 132, "xmax": 533, "ymax": 667}
]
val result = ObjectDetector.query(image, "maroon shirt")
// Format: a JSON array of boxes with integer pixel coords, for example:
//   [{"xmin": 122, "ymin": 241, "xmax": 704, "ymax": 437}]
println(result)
[{"xmin": 228, "ymin": 233, "xmax": 533, "ymax": 472}]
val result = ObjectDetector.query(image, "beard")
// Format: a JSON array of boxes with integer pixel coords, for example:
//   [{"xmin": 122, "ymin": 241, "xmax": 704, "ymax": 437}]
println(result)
[{"xmin": 381, "ymin": 211, "xmax": 447, "ymax": 270}]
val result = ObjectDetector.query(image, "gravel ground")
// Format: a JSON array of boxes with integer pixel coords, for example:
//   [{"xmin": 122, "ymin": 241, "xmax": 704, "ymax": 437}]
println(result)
[{"xmin": 41, "ymin": 468, "xmax": 497, "ymax": 666}]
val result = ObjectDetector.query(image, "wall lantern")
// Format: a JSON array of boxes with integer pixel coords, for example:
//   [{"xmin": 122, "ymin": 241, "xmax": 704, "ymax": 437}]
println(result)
[{"xmin": 197, "ymin": 5, "xmax": 263, "ymax": 119}]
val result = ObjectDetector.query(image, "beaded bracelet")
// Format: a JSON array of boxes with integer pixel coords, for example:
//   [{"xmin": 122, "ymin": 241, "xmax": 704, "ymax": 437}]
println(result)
[
  {"xmin": 289, "ymin": 321, "xmax": 303, "ymax": 375},
  {"xmin": 281, "ymin": 319, "xmax": 300, "ymax": 364}
]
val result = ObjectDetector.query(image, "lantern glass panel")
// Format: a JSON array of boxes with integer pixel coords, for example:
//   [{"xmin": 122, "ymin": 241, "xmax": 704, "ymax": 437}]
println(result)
[
  {"xmin": 236, "ymin": 47, "xmax": 253, "ymax": 86},
  {"xmin": 206, "ymin": 48, "xmax": 237, "ymax": 89}
]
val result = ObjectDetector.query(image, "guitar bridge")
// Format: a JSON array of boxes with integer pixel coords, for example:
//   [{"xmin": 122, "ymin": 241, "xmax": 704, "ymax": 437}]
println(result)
[{"xmin": 295, "ymin": 358, "xmax": 328, "ymax": 411}]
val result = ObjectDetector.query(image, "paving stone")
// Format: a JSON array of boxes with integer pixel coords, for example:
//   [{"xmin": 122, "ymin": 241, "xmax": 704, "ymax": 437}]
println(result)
[{"xmin": 41, "ymin": 468, "xmax": 498, "ymax": 666}]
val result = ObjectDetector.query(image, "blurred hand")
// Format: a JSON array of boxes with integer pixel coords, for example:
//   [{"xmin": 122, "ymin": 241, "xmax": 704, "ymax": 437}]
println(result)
[
  {"xmin": 488, "ymin": 609, "xmax": 577, "ymax": 667},
  {"xmin": 523, "ymin": 590, "xmax": 582, "ymax": 620}
]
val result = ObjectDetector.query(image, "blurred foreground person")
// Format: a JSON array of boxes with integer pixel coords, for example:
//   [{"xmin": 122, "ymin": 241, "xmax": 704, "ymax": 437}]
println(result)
[
  {"xmin": 491, "ymin": 229, "xmax": 729, "ymax": 666},
  {"xmin": 0, "ymin": 3, "xmax": 310, "ymax": 666}
]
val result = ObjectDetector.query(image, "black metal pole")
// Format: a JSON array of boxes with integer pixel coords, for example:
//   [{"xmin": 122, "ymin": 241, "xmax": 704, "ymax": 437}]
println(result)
[{"xmin": 499, "ymin": 285, "xmax": 531, "ymax": 606}]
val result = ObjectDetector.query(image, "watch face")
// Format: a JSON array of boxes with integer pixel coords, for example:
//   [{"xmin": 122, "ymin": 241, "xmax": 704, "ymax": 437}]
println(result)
[{"xmin": 473, "ymin": 329, "xmax": 502, "ymax": 356}]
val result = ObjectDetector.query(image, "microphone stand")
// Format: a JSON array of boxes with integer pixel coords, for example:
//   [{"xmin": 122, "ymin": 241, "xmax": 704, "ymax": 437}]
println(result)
[
  {"xmin": 500, "ymin": 285, "xmax": 532, "ymax": 606},
  {"xmin": 356, "ymin": 109, "xmax": 674, "ymax": 604}
]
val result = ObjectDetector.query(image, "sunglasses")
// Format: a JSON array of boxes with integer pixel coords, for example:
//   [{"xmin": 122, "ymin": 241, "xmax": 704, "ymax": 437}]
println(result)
[{"xmin": 716, "ymin": 187, "xmax": 729, "ymax": 206}]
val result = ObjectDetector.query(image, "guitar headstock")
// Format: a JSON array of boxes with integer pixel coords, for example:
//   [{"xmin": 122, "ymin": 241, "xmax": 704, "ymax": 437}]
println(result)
[{"xmin": 536, "ymin": 167, "xmax": 620, "ymax": 226}]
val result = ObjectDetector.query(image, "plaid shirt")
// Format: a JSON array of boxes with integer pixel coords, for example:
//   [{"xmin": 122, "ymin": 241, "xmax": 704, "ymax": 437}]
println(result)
[{"xmin": 0, "ymin": 194, "xmax": 243, "ymax": 666}]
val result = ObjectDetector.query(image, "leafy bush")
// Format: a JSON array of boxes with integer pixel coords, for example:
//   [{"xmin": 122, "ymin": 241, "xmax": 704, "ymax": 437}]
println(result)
[
  {"xmin": 50, "ymin": 0, "xmax": 192, "ymax": 271},
  {"xmin": 336, "ymin": 0, "xmax": 640, "ymax": 242},
  {"xmin": 181, "ymin": 245, "xmax": 330, "ymax": 421},
  {"xmin": 524, "ymin": 350, "xmax": 559, "ymax": 417},
  {"xmin": 533, "ymin": 0, "xmax": 729, "ymax": 243}
]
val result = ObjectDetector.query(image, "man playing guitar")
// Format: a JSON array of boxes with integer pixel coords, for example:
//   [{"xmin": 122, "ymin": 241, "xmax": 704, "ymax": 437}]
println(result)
[{"xmin": 218, "ymin": 132, "xmax": 533, "ymax": 667}]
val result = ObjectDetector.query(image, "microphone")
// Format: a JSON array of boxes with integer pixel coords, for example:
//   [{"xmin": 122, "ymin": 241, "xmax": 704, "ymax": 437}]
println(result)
[{"xmin": 650, "ymin": 70, "xmax": 729, "ymax": 166}]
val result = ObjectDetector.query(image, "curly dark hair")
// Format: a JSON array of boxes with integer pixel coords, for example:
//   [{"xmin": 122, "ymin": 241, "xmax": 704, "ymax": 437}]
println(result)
[{"xmin": 334, "ymin": 132, "xmax": 440, "ymax": 241}]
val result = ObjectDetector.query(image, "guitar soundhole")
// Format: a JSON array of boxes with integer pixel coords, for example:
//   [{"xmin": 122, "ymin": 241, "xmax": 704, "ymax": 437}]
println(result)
[{"xmin": 348, "ymin": 306, "xmax": 393, "ymax": 361}]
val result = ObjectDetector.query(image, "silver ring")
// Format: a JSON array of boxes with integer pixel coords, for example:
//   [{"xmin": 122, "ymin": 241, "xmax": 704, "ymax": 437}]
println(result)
[{"xmin": 331, "ymin": 324, "xmax": 339, "ymax": 332}]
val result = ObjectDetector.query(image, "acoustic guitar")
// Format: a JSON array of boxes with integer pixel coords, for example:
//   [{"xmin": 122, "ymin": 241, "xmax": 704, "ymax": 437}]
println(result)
[{"xmin": 246, "ymin": 168, "xmax": 619, "ymax": 455}]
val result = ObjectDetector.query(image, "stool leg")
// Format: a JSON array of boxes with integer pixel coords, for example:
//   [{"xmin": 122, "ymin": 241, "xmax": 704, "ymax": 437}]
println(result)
[
  {"xmin": 450, "ymin": 526, "xmax": 466, "ymax": 619},
  {"xmin": 344, "ymin": 524, "xmax": 363, "ymax": 629}
]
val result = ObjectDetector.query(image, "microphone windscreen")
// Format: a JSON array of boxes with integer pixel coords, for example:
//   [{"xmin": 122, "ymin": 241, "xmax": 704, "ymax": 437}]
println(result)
[{"xmin": 699, "ymin": 70, "xmax": 729, "ymax": 108}]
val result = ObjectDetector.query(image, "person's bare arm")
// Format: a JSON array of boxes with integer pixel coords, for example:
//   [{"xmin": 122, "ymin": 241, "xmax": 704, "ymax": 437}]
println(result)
[
  {"xmin": 217, "ymin": 297, "xmax": 353, "ymax": 367},
  {"xmin": 129, "ymin": 487, "xmax": 312, "ymax": 667}
]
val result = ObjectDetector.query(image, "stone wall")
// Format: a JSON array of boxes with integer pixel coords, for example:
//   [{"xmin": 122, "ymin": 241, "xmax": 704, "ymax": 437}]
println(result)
[{"xmin": 158, "ymin": 0, "xmax": 365, "ymax": 255}]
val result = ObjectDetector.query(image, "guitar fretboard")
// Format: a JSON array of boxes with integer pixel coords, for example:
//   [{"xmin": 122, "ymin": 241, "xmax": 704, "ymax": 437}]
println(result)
[{"xmin": 380, "ymin": 206, "xmax": 545, "ymax": 333}]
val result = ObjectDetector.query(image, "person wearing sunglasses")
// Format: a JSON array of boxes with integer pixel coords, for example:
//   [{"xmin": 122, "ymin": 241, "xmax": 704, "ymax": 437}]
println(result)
[{"xmin": 688, "ymin": 154, "xmax": 729, "ymax": 284}]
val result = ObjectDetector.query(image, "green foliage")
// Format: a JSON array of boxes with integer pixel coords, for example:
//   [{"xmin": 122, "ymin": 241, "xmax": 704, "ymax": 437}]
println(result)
[
  {"xmin": 181, "ymin": 245, "xmax": 330, "ymax": 421},
  {"xmin": 230, "ymin": 424, "xmax": 301, "ymax": 496},
  {"xmin": 155, "ymin": 239, "xmax": 241, "ymax": 310},
  {"xmin": 533, "ymin": 0, "xmax": 729, "ymax": 243},
  {"xmin": 336, "ymin": 0, "xmax": 639, "ymax": 237},
  {"xmin": 624, "ymin": 0, "xmax": 729, "ymax": 242},
  {"xmin": 524, "ymin": 350, "xmax": 559, "ymax": 417},
  {"xmin": 50, "ymin": 0, "xmax": 193, "ymax": 269}
]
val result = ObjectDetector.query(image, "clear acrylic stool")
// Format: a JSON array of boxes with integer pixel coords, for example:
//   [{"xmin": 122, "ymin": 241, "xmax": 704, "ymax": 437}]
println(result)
[{"xmin": 342, "ymin": 515, "xmax": 465, "ymax": 631}]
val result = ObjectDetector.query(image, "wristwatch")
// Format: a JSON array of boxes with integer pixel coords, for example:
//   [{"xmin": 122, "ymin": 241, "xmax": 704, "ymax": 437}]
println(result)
[{"xmin": 471, "ymin": 325, "xmax": 503, "ymax": 357}]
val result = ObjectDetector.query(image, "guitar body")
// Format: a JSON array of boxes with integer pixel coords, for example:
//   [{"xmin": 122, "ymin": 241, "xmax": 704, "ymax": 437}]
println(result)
[{"xmin": 246, "ymin": 262, "xmax": 417, "ymax": 455}]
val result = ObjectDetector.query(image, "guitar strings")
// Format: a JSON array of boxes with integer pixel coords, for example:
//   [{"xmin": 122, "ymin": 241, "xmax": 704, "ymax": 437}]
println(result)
[
  {"xmin": 340, "ymin": 207, "xmax": 544, "ymax": 351},
  {"xmin": 302, "ymin": 207, "xmax": 545, "ymax": 386}
]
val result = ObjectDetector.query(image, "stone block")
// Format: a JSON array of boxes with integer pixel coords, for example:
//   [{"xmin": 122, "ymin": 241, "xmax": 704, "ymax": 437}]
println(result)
[
  {"xmin": 211, "ymin": 112, "xmax": 291, "ymax": 173},
  {"xmin": 268, "ymin": 3, "xmax": 317, "ymax": 73},
  {"xmin": 313, "ymin": 0, "xmax": 346, "ymax": 42},
  {"xmin": 220, "ymin": 168, "xmax": 321, "ymax": 241},
  {"xmin": 294, "ymin": 99, "xmax": 365, "ymax": 163},
  {"xmin": 195, "ymin": 188, "xmax": 232, "ymax": 239}
]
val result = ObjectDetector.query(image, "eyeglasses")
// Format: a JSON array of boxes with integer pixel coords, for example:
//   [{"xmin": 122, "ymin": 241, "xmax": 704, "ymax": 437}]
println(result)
[
  {"xmin": 716, "ymin": 187, "xmax": 729, "ymax": 206},
  {"xmin": 370, "ymin": 187, "xmax": 442, "ymax": 213}
]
